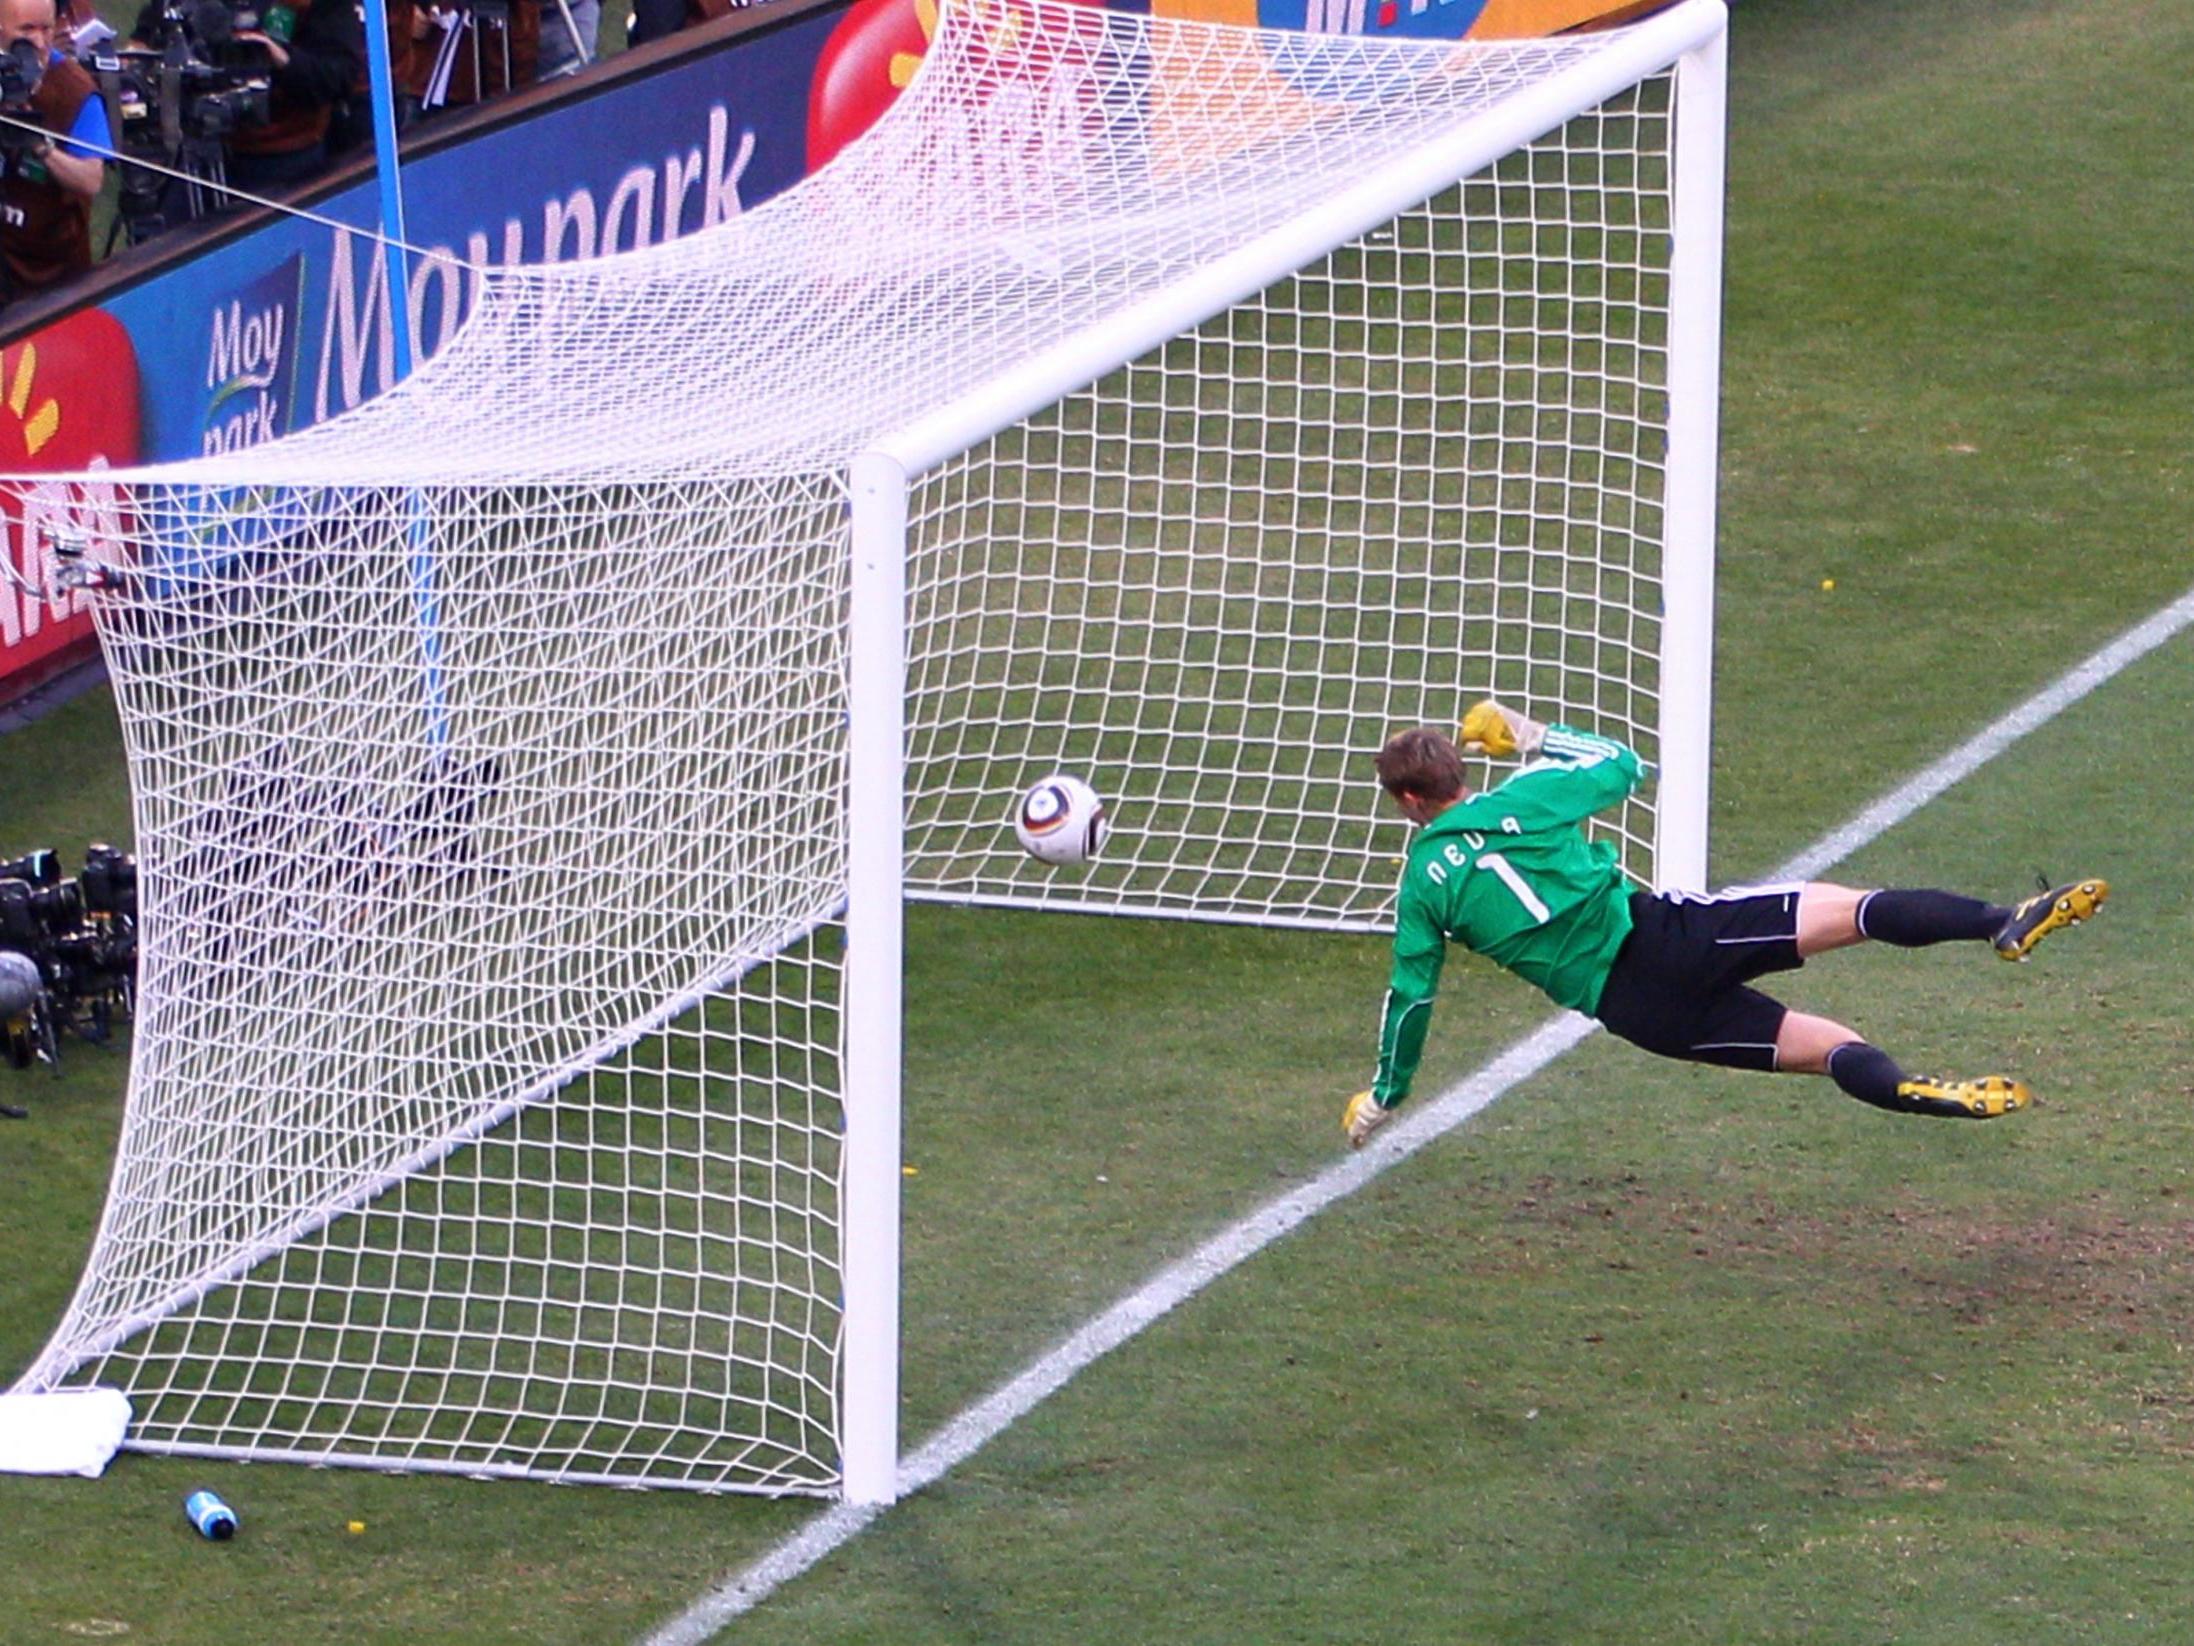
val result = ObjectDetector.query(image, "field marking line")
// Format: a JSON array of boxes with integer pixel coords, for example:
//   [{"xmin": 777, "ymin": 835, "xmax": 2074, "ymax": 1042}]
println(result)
[{"xmin": 646, "ymin": 579, "xmax": 2194, "ymax": 1646}]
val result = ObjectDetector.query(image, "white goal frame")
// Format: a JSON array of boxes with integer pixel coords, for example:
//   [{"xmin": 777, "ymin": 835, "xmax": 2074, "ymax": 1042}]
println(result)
[
  {"xmin": 839, "ymin": 0, "xmax": 1727, "ymax": 1502},
  {"xmin": 0, "ymin": 0, "xmax": 1728, "ymax": 1509}
]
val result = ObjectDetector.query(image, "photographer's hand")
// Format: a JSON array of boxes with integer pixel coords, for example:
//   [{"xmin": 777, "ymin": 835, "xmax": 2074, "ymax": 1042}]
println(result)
[
  {"xmin": 35, "ymin": 139, "xmax": 102, "ymax": 204},
  {"xmin": 231, "ymin": 27, "xmax": 290, "ymax": 65}
]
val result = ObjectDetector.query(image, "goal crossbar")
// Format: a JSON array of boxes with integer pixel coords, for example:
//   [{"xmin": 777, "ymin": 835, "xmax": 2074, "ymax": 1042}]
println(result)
[{"xmin": 877, "ymin": 0, "xmax": 1728, "ymax": 478}]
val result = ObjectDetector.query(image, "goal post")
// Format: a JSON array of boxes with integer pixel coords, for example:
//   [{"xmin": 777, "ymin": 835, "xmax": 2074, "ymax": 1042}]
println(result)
[
  {"xmin": 1653, "ymin": 17, "xmax": 1728, "ymax": 898},
  {"xmin": 2, "ymin": 0, "xmax": 1729, "ymax": 1504},
  {"xmin": 842, "ymin": 451, "xmax": 911, "ymax": 1506},
  {"xmin": 845, "ymin": 2, "xmax": 1731, "ymax": 1500}
]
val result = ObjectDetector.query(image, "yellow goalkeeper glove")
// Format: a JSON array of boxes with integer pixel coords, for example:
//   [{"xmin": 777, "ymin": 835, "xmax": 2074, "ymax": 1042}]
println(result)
[
  {"xmin": 1459, "ymin": 699, "xmax": 1547, "ymax": 759},
  {"xmin": 1342, "ymin": 1089, "xmax": 1392, "ymax": 1149}
]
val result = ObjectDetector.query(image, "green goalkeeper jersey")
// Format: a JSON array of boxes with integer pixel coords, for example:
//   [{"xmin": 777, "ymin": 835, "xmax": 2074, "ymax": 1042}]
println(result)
[{"xmin": 1370, "ymin": 725, "xmax": 1645, "ymax": 1110}]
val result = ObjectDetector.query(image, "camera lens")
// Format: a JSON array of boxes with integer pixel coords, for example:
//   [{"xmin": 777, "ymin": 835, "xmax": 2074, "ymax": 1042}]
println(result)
[{"xmin": 0, "ymin": 848, "xmax": 60, "ymax": 887}]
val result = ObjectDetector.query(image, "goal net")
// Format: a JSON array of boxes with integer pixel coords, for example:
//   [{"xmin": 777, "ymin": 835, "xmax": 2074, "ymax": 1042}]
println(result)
[{"xmin": 2, "ymin": 0, "xmax": 1726, "ymax": 1500}]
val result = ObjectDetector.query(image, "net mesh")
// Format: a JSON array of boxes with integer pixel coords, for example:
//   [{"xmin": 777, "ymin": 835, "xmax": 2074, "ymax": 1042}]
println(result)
[
  {"xmin": 3, "ymin": 0, "xmax": 1692, "ymax": 1493},
  {"xmin": 903, "ymin": 95, "xmax": 1674, "ymax": 922}
]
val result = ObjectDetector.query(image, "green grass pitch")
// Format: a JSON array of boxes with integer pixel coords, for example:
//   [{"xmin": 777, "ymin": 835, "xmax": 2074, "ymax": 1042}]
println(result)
[{"xmin": 7, "ymin": 0, "xmax": 2194, "ymax": 1638}]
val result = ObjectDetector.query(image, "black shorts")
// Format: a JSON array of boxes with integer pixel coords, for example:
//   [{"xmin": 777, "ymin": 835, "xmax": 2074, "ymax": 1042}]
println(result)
[{"xmin": 1591, "ymin": 885, "xmax": 1807, "ymax": 1072}]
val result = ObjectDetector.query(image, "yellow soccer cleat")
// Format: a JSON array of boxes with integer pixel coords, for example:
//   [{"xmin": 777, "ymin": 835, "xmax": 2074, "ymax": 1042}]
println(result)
[
  {"xmin": 1894, "ymin": 1074, "xmax": 2032, "ymax": 1120},
  {"xmin": 1994, "ymin": 877, "xmax": 2108, "ymax": 962},
  {"xmin": 1342, "ymin": 1089, "xmax": 1392, "ymax": 1149}
]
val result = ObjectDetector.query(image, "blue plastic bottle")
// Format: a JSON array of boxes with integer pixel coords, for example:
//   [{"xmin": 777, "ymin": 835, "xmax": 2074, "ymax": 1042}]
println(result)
[{"xmin": 184, "ymin": 1490, "xmax": 238, "ymax": 1540}]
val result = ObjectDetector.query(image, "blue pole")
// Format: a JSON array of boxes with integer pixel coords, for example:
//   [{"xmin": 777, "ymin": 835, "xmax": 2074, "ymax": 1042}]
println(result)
[
  {"xmin": 358, "ymin": 0, "xmax": 416, "ymax": 379},
  {"xmin": 356, "ymin": 0, "xmax": 447, "ymax": 751}
]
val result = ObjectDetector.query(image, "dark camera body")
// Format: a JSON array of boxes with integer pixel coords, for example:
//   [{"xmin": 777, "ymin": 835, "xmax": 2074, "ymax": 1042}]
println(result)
[
  {"xmin": 133, "ymin": 0, "xmax": 282, "ymax": 70},
  {"xmin": 99, "ymin": 0, "xmax": 276, "ymax": 238},
  {"xmin": 0, "ymin": 35, "xmax": 43, "ymax": 104},
  {"xmin": 1, "ymin": 842, "xmax": 139, "ymax": 1080},
  {"xmin": 0, "ymin": 36, "xmax": 48, "ymax": 158}
]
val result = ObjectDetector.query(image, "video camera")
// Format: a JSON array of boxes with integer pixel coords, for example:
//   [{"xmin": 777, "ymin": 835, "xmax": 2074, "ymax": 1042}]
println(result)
[
  {"xmin": 0, "ymin": 36, "xmax": 47, "ymax": 161},
  {"xmin": 0, "ymin": 35, "xmax": 42, "ymax": 103},
  {"xmin": 136, "ymin": 0, "xmax": 293, "ymax": 69},
  {"xmin": 1, "ymin": 842, "xmax": 139, "ymax": 1095},
  {"xmin": 93, "ymin": 0, "xmax": 279, "ymax": 240}
]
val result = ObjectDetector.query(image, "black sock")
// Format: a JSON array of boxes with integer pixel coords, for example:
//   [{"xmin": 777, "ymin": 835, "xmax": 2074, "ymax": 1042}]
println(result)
[
  {"xmin": 1855, "ymin": 888, "xmax": 2010, "ymax": 947},
  {"xmin": 1826, "ymin": 1041, "xmax": 1908, "ymax": 1110}
]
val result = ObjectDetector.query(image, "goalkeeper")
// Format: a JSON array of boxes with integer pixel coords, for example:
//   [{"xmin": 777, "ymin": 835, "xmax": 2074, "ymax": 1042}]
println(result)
[{"xmin": 1342, "ymin": 702, "xmax": 2107, "ymax": 1148}]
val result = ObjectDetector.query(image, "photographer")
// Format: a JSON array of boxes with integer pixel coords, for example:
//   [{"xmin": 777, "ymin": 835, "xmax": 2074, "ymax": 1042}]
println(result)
[
  {"xmin": 220, "ymin": 0, "xmax": 361, "ymax": 191},
  {"xmin": 325, "ymin": 0, "xmax": 414, "ymax": 157},
  {"xmin": 0, "ymin": 0, "xmax": 107, "ymax": 298},
  {"xmin": 403, "ymin": 0, "xmax": 535, "ymax": 116},
  {"xmin": 129, "ymin": 0, "xmax": 363, "ymax": 197}
]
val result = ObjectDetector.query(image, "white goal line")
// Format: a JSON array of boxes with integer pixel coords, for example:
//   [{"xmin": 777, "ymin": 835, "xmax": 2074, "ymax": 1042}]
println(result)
[{"xmin": 644, "ymin": 576, "xmax": 2194, "ymax": 1645}]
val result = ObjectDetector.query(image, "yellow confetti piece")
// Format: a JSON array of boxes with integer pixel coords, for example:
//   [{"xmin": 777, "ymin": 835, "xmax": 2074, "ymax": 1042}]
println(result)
[
  {"xmin": 24, "ymin": 396, "xmax": 59, "ymax": 457},
  {"xmin": 8, "ymin": 344, "xmax": 34, "ymax": 418},
  {"xmin": 1820, "ymin": 578, "xmax": 1835, "ymax": 591},
  {"xmin": 346, "ymin": 1520, "xmax": 366, "ymax": 1534}
]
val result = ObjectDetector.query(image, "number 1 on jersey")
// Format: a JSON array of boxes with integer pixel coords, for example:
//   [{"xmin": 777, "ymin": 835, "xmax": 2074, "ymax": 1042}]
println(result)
[{"xmin": 1479, "ymin": 852, "xmax": 1551, "ymax": 923}]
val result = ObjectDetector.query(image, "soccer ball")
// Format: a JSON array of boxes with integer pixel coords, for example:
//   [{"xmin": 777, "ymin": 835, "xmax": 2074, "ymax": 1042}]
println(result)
[{"xmin": 1013, "ymin": 774, "xmax": 1108, "ymax": 866}]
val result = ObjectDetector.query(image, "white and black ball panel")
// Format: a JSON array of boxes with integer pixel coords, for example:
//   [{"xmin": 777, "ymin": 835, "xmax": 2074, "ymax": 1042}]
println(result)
[
  {"xmin": 1018, "ymin": 781, "xmax": 1074, "ymax": 834},
  {"xmin": 1013, "ymin": 774, "xmax": 1107, "ymax": 866}
]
